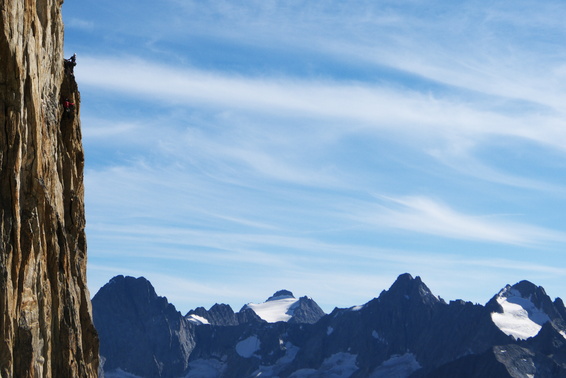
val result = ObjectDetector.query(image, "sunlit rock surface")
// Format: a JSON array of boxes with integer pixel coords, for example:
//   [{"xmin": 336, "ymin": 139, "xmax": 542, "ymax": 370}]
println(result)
[{"xmin": 0, "ymin": 0, "xmax": 99, "ymax": 376}]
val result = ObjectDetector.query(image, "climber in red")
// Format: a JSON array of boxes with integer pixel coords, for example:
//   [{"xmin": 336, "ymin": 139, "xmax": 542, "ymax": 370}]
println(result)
[{"xmin": 63, "ymin": 98, "xmax": 75, "ymax": 118}]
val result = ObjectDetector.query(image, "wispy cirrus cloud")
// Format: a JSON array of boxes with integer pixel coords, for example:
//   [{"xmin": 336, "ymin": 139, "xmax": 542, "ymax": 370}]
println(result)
[
  {"xmin": 163, "ymin": 1, "xmax": 566, "ymax": 109},
  {"xmin": 78, "ymin": 57, "xmax": 566, "ymax": 161},
  {"xmin": 66, "ymin": 0, "xmax": 566, "ymax": 312},
  {"xmin": 78, "ymin": 54, "xmax": 566, "ymax": 198},
  {"xmin": 351, "ymin": 195, "xmax": 566, "ymax": 246}
]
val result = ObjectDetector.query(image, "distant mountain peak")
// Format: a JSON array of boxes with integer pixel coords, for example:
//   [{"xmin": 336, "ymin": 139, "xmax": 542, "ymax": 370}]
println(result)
[
  {"xmin": 496, "ymin": 280, "xmax": 542, "ymax": 300},
  {"xmin": 389, "ymin": 273, "xmax": 424, "ymax": 292},
  {"xmin": 241, "ymin": 290, "xmax": 324, "ymax": 324},
  {"xmin": 92, "ymin": 275, "xmax": 194, "ymax": 377},
  {"xmin": 243, "ymin": 294, "xmax": 299, "ymax": 322},
  {"xmin": 512, "ymin": 280, "xmax": 540, "ymax": 297},
  {"xmin": 109, "ymin": 274, "xmax": 125, "ymax": 284},
  {"xmin": 489, "ymin": 280, "xmax": 560, "ymax": 341},
  {"xmin": 380, "ymin": 273, "xmax": 441, "ymax": 306},
  {"xmin": 267, "ymin": 290, "xmax": 295, "ymax": 301},
  {"xmin": 98, "ymin": 275, "xmax": 161, "ymax": 306}
]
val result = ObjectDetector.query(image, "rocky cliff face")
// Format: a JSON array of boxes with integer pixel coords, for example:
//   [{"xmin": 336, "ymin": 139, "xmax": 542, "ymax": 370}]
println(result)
[{"xmin": 0, "ymin": 0, "xmax": 99, "ymax": 376}]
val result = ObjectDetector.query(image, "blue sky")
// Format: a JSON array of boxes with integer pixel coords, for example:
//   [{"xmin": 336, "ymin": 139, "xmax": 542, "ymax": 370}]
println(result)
[{"xmin": 63, "ymin": 0, "xmax": 566, "ymax": 313}]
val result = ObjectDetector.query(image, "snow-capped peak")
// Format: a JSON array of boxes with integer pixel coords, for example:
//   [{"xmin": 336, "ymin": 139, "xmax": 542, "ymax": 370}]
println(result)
[
  {"xmin": 244, "ymin": 290, "xmax": 299, "ymax": 323},
  {"xmin": 266, "ymin": 290, "xmax": 295, "ymax": 302},
  {"xmin": 490, "ymin": 285, "xmax": 551, "ymax": 340}
]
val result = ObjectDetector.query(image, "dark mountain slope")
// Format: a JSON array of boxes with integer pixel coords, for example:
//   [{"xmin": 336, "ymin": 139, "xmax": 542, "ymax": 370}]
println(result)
[
  {"xmin": 93, "ymin": 275, "xmax": 195, "ymax": 377},
  {"xmin": 93, "ymin": 273, "xmax": 566, "ymax": 377}
]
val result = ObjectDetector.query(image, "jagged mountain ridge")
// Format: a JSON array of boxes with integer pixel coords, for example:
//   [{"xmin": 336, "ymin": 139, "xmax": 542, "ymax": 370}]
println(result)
[
  {"xmin": 187, "ymin": 303, "xmax": 264, "ymax": 326},
  {"xmin": 93, "ymin": 273, "xmax": 566, "ymax": 377},
  {"xmin": 186, "ymin": 289, "xmax": 325, "ymax": 326}
]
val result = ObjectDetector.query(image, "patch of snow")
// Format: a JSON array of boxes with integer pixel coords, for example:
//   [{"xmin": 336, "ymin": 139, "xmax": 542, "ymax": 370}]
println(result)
[
  {"xmin": 491, "ymin": 291, "xmax": 551, "ymax": 340},
  {"xmin": 350, "ymin": 305, "xmax": 363, "ymax": 311},
  {"xmin": 186, "ymin": 314, "xmax": 210, "ymax": 325},
  {"xmin": 370, "ymin": 353, "xmax": 421, "ymax": 378},
  {"xmin": 289, "ymin": 368, "xmax": 318, "ymax": 377},
  {"xmin": 105, "ymin": 369, "xmax": 143, "ymax": 378},
  {"xmin": 372, "ymin": 330, "xmax": 386, "ymax": 343},
  {"xmin": 561, "ymin": 331, "xmax": 566, "ymax": 340},
  {"xmin": 327, "ymin": 326, "xmax": 334, "ymax": 335},
  {"xmin": 236, "ymin": 335, "xmax": 261, "ymax": 358},
  {"xmin": 278, "ymin": 342, "xmax": 300, "ymax": 365},
  {"xmin": 246, "ymin": 297, "xmax": 299, "ymax": 322},
  {"xmin": 252, "ymin": 342, "xmax": 300, "ymax": 377},
  {"xmin": 289, "ymin": 352, "xmax": 358, "ymax": 378},
  {"xmin": 186, "ymin": 359, "xmax": 225, "ymax": 378}
]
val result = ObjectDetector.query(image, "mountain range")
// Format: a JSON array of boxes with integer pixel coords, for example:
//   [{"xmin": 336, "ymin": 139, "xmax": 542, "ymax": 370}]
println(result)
[{"xmin": 92, "ymin": 273, "xmax": 566, "ymax": 377}]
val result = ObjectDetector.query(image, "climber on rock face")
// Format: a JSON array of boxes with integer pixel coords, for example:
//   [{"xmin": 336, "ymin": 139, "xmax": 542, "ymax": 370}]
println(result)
[
  {"xmin": 63, "ymin": 98, "xmax": 75, "ymax": 118},
  {"xmin": 64, "ymin": 53, "xmax": 77, "ymax": 75}
]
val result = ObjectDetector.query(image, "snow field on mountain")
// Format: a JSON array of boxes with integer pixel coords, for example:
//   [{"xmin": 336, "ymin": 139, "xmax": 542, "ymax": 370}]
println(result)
[
  {"xmin": 491, "ymin": 290, "xmax": 551, "ymax": 340},
  {"xmin": 246, "ymin": 297, "xmax": 299, "ymax": 322},
  {"xmin": 289, "ymin": 353, "xmax": 358, "ymax": 378},
  {"xmin": 370, "ymin": 353, "xmax": 421, "ymax": 378},
  {"xmin": 186, "ymin": 359, "xmax": 225, "ymax": 378},
  {"xmin": 105, "ymin": 369, "xmax": 143, "ymax": 378},
  {"xmin": 186, "ymin": 314, "xmax": 210, "ymax": 325},
  {"xmin": 236, "ymin": 335, "xmax": 261, "ymax": 358}
]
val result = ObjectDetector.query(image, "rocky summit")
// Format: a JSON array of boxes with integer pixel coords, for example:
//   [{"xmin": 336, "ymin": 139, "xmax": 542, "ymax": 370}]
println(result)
[
  {"xmin": 93, "ymin": 273, "xmax": 566, "ymax": 377},
  {"xmin": 93, "ymin": 276, "xmax": 194, "ymax": 377},
  {"xmin": 0, "ymin": 0, "xmax": 99, "ymax": 376}
]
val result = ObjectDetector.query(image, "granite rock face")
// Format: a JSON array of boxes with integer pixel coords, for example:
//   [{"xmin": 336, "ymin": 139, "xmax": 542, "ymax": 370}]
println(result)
[{"xmin": 0, "ymin": 0, "xmax": 99, "ymax": 376}]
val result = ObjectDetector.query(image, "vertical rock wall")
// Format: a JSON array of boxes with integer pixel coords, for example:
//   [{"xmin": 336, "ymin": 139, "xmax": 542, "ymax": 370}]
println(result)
[{"xmin": 0, "ymin": 0, "xmax": 99, "ymax": 376}]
